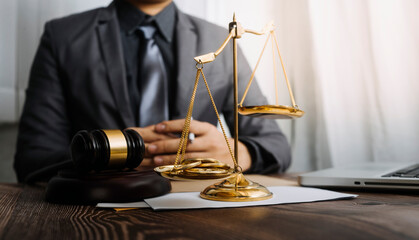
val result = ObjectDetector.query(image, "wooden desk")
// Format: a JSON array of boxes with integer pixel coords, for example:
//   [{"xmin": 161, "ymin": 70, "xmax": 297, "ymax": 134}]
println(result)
[{"xmin": 1, "ymin": 176, "xmax": 419, "ymax": 240}]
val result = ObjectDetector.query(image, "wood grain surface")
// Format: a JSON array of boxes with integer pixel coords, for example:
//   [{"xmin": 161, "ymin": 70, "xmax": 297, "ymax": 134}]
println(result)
[{"xmin": 1, "ymin": 178, "xmax": 419, "ymax": 240}]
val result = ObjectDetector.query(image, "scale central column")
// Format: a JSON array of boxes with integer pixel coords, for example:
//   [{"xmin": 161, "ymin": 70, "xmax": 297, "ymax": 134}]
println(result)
[
  {"xmin": 199, "ymin": 15, "xmax": 274, "ymax": 202},
  {"xmin": 230, "ymin": 16, "xmax": 239, "ymax": 171}
]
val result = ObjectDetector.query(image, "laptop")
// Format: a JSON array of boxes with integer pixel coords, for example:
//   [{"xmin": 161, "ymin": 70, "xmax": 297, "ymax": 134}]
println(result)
[{"xmin": 299, "ymin": 162, "xmax": 419, "ymax": 190}]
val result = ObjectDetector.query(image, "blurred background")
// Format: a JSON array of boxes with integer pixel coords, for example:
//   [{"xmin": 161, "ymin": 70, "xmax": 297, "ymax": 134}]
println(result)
[{"xmin": 1, "ymin": 0, "xmax": 418, "ymax": 182}]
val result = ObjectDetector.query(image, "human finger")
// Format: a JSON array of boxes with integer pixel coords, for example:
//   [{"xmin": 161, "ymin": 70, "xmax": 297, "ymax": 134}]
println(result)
[
  {"xmin": 154, "ymin": 119, "xmax": 213, "ymax": 135},
  {"xmin": 148, "ymin": 138, "xmax": 181, "ymax": 155},
  {"xmin": 144, "ymin": 143, "xmax": 156, "ymax": 158},
  {"xmin": 127, "ymin": 126, "xmax": 173, "ymax": 142},
  {"xmin": 148, "ymin": 137, "xmax": 206, "ymax": 155}
]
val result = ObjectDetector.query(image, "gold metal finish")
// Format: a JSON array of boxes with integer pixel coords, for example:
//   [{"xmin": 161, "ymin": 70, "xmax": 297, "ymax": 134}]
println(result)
[
  {"xmin": 102, "ymin": 130, "xmax": 127, "ymax": 168},
  {"xmin": 196, "ymin": 163, "xmax": 230, "ymax": 169},
  {"xmin": 170, "ymin": 67, "xmax": 237, "ymax": 168},
  {"xmin": 193, "ymin": 21, "xmax": 274, "ymax": 64},
  {"xmin": 194, "ymin": 31, "xmax": 234, "ymax": 64},
  {"xmin": 239, "ymin": 105, "xmax": 305, "ymax": 119},
  {"xmin": 193, "ymin": 53, "xmax": 216, "ymax": 64},
  {"xmin": 155, "ymin": 61, "xmax": 237, "ymax": 181},
  {"xmin": 244, "ymin": 21, "xmax": 275, "ymax": 36},
  {"xmin": 239, "ymin": 34, "xmax": 271, "ymax": 107},
  {"xmin": 159, "ymin": 170, "xmax": 233, "ymax": 181},
  {"xmin": 181, "ymin": 158, "xmax": 219, "ymax": 164},
  {"xmin": 272, "ymin": 33, "xmax": 297, "ymax": 108},
  {"xmin": 200, "ymin": 173, "xmax": 273, "ymax": 202},
  {"xmin": 199, "ymin": 14, "xmax": 273, "ymax": 202},
  {"xmin": 232, "ymin": 15, "xmax": 239, "ymax": 173},
  {"xmin": 154, "ymin": 158, "xmax": 234, "ymax": 180},
  {"xmin": 185, "ymin": 168, "xmax": 229, "ymax": 175},
  {"xmin": 239, "ymin": 28, "xmax": 303, "ymax": 118},
  {"xmin": 154, "ymin": 14, "xmax": 302, "ymax": 202},
  {"xmin": 272, "ymin": 32, "xmax": 279, "ymax": 105},
  {"xmin": 154, "ymin": 161, "xmax": 202, "ymax": 173}
]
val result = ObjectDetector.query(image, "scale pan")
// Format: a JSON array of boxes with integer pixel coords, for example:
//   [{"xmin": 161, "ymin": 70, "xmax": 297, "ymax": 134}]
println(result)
[
  {"xmin": 238, "ymin": 105, "xmax": 304, "ymax": 119},
  {"xmin": 154, "ymin": 158, "xmax": 234, "ymax": 181}
]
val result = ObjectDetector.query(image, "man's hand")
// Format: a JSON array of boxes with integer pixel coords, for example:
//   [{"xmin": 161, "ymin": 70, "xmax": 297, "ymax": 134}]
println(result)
[
  {"xmin": 147, "ymin": 119, "xmax": 252, "ymax": 171},
  {"xmin": 127, "ymin": 125, "xmax": 175, "ymax": 167}
]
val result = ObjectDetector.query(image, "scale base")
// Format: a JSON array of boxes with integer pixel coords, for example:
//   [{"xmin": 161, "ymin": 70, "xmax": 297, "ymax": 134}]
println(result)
[{"xmin": 200, "ymin": 173, "xmax": 273, "ymax": 202}]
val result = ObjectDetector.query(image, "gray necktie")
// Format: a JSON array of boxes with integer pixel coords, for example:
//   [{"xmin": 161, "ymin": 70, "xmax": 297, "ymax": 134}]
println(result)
[{"xmin": 138, "ymin": 24, "xmax": 169, "ymax": 127}]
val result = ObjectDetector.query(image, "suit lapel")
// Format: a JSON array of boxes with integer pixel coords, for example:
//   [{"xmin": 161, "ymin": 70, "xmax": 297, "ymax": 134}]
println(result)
[
  {"xmin": 174, "ymin": 11, "xmax": 198, "ymax": 118},
  {"xmin": 96, "ymin": 3, "xmax": 135, "ymax": 127}
]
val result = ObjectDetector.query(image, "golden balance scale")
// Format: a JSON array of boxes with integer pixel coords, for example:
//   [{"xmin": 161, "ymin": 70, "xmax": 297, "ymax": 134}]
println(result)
[{"xmin": 155, "ymin": 14, "xmax": 304, "ymax": 202}]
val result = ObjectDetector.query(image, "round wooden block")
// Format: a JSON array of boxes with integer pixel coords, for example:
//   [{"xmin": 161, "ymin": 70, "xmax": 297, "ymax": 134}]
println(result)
[{"xmin": 45, "ymin": 170, "xmax": 171, "ymax": 205}]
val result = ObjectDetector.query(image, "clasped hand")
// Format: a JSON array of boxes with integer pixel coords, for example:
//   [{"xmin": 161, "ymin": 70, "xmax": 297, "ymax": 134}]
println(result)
[{"xmin": 128, "ymin": 119, "xmax": 251, "ymax": 171}]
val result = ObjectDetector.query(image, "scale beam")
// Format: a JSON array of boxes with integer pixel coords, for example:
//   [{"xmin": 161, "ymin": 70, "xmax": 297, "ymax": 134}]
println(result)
[{"xmin": 194, "ymin": 21, "xmax": 275, "ymax": 64}]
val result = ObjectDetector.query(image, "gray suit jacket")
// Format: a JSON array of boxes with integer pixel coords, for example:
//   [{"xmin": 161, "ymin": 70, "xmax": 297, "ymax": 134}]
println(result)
[{"xmin": 14, "ymin": 2, "xmax": 291, "ymax": 182}]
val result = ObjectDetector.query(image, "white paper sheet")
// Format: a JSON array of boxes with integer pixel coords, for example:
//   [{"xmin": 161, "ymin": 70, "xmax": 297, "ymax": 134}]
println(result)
[{"xmin": 97, "ymin": 186, "xmax": 357, "ymax": 210}]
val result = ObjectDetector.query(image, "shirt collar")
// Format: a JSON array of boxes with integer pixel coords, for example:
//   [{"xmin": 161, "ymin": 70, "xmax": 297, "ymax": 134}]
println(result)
[
  {"xmin": 116, "ymin": 0, "xmax": 176, "ymax": 43},
  {"xmin": 152, "ymin": 2, "xmax": 176, "ymax": 42}
]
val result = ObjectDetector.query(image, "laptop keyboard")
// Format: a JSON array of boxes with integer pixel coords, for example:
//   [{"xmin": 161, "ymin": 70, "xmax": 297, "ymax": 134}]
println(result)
[{"xmin": 382, "ymin": 164, "xmax": 419, "ymax": 178}]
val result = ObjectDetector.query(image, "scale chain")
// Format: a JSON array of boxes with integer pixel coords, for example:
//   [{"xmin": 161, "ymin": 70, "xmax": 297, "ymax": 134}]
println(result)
[
  {"xmin": 200, "ymin": 69, "xmax": 238, "ymax": 170},
  {"xmin": 173, "ymin": 69, "xmax": 201, "ymax": 167},
  {"xmin": 172, "ymin": 67, "xmax": 238, "ymax": 172}
]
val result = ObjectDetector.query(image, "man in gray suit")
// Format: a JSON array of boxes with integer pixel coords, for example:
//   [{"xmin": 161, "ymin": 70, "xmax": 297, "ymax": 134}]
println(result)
[{"xmin": 14, "ymin": 0, "xmax": 291, "ymax": 182}]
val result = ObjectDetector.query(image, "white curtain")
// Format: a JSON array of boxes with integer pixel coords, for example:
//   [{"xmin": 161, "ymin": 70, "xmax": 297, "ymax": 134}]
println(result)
[
  {"xmin": 0, "ymin": 0, "xmax": 112, "ymax": 123},
  {"xmin": 1, "ymin": 0, "xmax": 418, "ymax": 171},
  {"xmin": 301, "ymin": 0, "xmax": 419, "ymax": 170},
  {"xmin": 178, "ymin": 0, "xmax": 419, "ymax": 171},
  {"xmin": 0, "ymin": 0, "xmax": 18, "ymax": 122}
]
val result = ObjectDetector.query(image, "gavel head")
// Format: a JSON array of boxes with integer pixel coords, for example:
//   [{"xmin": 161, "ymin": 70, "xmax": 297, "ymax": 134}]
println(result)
[{"xmin": 70, "ymin": 129, "xmax": 145, "ymax": 171}]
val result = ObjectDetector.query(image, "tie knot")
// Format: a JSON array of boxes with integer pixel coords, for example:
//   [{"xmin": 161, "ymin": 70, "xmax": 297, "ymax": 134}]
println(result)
[{"xmin": 138, "ymin": 25, "xmax": 156, "ymax": 40}]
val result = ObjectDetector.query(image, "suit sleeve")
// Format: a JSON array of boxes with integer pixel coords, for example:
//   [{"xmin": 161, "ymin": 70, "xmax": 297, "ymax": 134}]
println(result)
[
  {"xmin": 222, "ymin": 46, "xmax": 291, "ymax": 174},
  {"xmin": 14, "ymin": 22, "xmax": 72, "ymax": 182}
]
